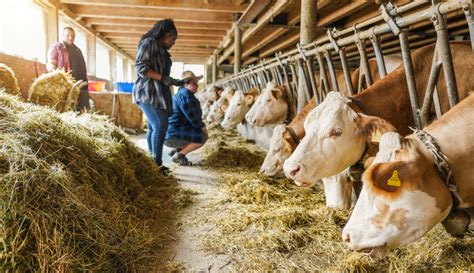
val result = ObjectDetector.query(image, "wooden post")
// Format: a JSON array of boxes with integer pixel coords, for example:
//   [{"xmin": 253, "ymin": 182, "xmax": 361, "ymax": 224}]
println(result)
[
  {"xmin": 87, "ymin": 34, "xmax": 96, "ymax": 76},
  {"xmin": 43, "ymin": 5, "xmax": 58, "ymax": 64},
  {"xmin": 234, "ymin": 24, "xmax": 242, "ymax": 73},
  {"xmin": 204, "ymin": 63, "xmax": 209, "ymax": 85},
  {"xmin": 297, "ymin": 0, "xmax": 317, "ymax": 113},
  {"xmin": 109, "ymin": 50, "xmax": 116, "ymax": 82},
  {"xmin": 212, "ymin": 51, "xmax": 218, "ymax": 83}
]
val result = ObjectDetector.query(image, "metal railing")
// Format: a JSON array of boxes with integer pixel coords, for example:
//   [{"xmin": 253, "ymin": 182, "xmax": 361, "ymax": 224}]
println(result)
[{"xmin": 215, "ymin": 0, "xmax": 473, "ymax": 129}]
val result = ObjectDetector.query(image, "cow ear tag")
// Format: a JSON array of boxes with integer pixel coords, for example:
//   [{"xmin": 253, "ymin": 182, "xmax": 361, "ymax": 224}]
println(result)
[{"xmin": 387, "ymin": 170, "xmax": 401, "ymax": 187}]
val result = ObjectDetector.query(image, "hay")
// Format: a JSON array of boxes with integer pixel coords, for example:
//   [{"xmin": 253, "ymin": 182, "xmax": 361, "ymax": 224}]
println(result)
[
  {"xmin": 198, "ymin": 126, "xmax": 474, "ymax": 271},
  {"xmin": 0, "ymin": 89, "xmax": 193, "ymax": 271},
  {"xmin": 28, "ymin": 70, "xmax": 80, "ymax": 112},
  {"xmin": 0, "ymin": 63, "xmax": 20, "ymax": 96}
]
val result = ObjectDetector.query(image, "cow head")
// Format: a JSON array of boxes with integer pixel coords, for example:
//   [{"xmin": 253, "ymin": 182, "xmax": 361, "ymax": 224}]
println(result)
[
  {"xmin": 246, "ymin": 82, "xmax": 288, "ymax": 127},
  {"xmin": 260, "ymin": 124, "xmax": 295, "ymax": 176},
  {"xmin": 221, "ymin": 90, "xmax": 259, "ymax": 129},
  {"xmin": 283, "ymin": 91, "xmax": 396, "ymax": 183},
  {"xmin": 342, "ymin": 132, "xmax": 452, "ymax": 254},
  {"xmin": 206, "ymin": 87, "xmax": 234, "ymax": 123}
]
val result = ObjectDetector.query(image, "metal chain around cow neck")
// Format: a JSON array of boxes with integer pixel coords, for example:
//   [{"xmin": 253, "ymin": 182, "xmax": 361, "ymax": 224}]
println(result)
[{"xmin": 411, "ymin": 127, "xmax": 462, "ymax": 207}]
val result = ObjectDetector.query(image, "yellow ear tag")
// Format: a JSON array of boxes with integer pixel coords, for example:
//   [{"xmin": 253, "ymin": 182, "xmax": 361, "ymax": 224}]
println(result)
[
  {"xmin": 387, "ymin": 170, "xmax": 401, "ymax": 187},
  {"xmin": 371, "ymin": 129, "xmax": 382, "ymax": 143}
]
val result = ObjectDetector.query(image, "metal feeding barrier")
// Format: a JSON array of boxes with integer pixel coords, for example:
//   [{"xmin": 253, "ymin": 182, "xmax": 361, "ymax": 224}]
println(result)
[{"xmin": 215, "ymin": 0, "xmax": 473, "ymax": 129}]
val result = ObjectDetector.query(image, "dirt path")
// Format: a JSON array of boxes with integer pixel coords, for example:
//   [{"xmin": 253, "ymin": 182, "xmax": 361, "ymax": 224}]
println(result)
[{"xmin": 130, "ymin": 134, "xmax": 231, "ymax": 272}]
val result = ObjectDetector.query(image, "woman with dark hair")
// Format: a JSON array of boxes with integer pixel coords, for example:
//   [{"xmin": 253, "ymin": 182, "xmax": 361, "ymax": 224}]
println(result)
[{"xmin": 132, "ymin": 18, "xmax": 183, "ymax": 174}]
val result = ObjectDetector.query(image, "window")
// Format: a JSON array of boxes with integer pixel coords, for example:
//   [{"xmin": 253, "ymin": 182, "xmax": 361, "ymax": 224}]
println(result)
[
  {"xmin": 96, "ymin": 41, "xmax": 110, "ymax": 79},
  {"xmin": 116, "ymin": 55, "xmax": 124, "ymax": 81},
  {"xmin": 127, "ymin": 62, "xmax": 133, "ymax": 82},
  {"xmin": 0, "ymin": 0, "xmax": 46, "ymax": 62}
]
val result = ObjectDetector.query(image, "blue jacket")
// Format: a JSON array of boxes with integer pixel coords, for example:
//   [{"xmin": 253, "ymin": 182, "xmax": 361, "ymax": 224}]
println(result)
[{"xmin": 166, "ymin": 87, "xmax": 206, "ymax": 143}]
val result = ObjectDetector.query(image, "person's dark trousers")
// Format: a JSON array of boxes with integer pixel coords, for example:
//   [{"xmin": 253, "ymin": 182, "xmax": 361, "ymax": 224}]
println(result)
[{"xmin": 138, "ymin": 102, "xmax": 169, "ymax": 166}]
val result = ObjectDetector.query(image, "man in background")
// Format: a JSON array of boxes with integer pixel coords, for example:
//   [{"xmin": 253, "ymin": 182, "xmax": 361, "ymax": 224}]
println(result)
[{"xmin": 48, "ymin": 26, "xmax": 89, "ymax": 113}]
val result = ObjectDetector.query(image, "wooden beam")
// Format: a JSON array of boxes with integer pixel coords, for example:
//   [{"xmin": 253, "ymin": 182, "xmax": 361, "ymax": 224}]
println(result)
[
  {"xmin": 60, "ymin": 0, "xmax": 248, "ymax": 13},
  {"xmin": 109, "ymin": 38, "xmax": 220, "ymax": 47},
  {"xmin": 317, "ymin": 0, "xmax": 372, "ymax": 26},
  {"xmin": 238, "ymin": 0, "xmax": 271, "ymax": 25},
  {"xmin": 105, "ymin": 35, "xmax": 221, "ymax": 43},
  {"xmin": 84, "ymin": 17, "xmax": 232, "ymax": 30},
  {"xmin": 93, "ymin": 25, "xmax": 227, "ymax": 37},
  {"xmin": 258, "ymin": 30, "xmax": 300, "ymax": 59},
  {"xmin": 70, "ymin": 4, "xmax": 235, "ymax": 23}
]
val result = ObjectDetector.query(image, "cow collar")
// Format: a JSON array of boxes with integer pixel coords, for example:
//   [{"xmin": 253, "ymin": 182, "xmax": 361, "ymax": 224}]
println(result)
[
  {"xmin": 411, "ymin": 127, "xmax": 463, "ymax": 209},
  {"xmin": 286, "ymin": 126, "xmax": 300, "ymax": 145}
]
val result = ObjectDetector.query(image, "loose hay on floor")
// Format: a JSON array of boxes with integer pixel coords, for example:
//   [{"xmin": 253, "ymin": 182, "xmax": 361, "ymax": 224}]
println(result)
[
  {"xmin": 0, "ymin": 63, "xmax": 20, "ymax": 96},
  {"xmin": 0, "ymin": 90, "xmax": 194, "ymax": 272},
  {"xmin": 28, "ymin": 70, "xmax": 80, "ymax": 112},
  {"xmin": 198, "ymin": 125, "xmax": 474, "ymax": 271}
]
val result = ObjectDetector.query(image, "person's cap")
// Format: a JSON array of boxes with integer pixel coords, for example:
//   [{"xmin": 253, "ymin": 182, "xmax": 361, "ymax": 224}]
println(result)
[{"xmin": 181, "ymin": 70, "xmax": 203, "ymax": 83}]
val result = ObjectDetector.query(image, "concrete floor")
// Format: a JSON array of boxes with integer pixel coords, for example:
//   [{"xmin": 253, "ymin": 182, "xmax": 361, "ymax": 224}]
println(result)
[{"xmin": 129, "ymin": 133, "xmax": 231, "ymax": 272}]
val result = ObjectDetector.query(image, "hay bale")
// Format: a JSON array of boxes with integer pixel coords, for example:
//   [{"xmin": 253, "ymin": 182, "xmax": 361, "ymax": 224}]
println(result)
[
  {"xmin": 0, "ymin": 63, "xmax": 20, "ymax": 96},
  {"xmin": 0, "ymin": 90, "xmax": 189, "ymax": 271},
  {"xmin": 90, "ymin": 92, "xmax": 145, "ymax": 131},
  {"xmin": 28, "ymin": 70, "xmax": 80, "ymax": 112}
]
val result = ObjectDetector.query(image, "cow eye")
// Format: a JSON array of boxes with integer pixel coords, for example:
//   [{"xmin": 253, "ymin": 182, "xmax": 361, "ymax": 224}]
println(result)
[
  {"xmin": 329, "ymin": 128, "xmax": 343, "ymax": 137},
  {"xmin": 237, "ymin": 103, "xmax": 242, "ymax": 106}
]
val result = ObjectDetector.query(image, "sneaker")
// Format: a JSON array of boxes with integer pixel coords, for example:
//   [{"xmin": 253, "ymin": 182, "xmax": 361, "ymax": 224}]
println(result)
[
  {"xmin": 168, "ymin": 148, "xmax": 181, "ymax": 157},
  {"xmin": 172, "ymin": 153, "xmax": 193, "ymax": 166},
  {"xmin": 159, "ymin": 165, "xmax": 172, "ymax": 175}
]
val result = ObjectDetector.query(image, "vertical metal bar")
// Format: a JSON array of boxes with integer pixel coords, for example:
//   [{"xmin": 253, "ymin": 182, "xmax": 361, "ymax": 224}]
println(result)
[
  {"xmin": 399, "ymin": 30, "xmax": 421, "ymax": 128},
  {"xmin": 420, "ymin": 62, "xmax": 442, "ymax": 127},
  {"xmin": 296, "ymin": 58, "xmax": 312, "ymax": 105},
  {"xmin": 370, "ymin": 34, "xmax": 387, "ymax": 78},
  {"xmin": 289, "ymin": 62, "xmax": 300, "ymax": 110},
  {"xmin": 339, "ymin": 48, "xmax": 355, "ymax": 96},
  {"xmin": 355, "ymin": 37, "xmax": 373, "ymax": 88},
  {"xmin": 461, "ymin": 1, "xmax": 474, "ymax": 50},
  {"xmin": 305, "ymin": 58, "xmax": 318, "ymax": 99},
  {"xmin": 324, "ymin": 50, "xmax": 340, "ymax": 92},
  {"xmin": 432, "ymin": 5, "xmax": 459, "ymax": 107},
  {"xmin": 316, "ymin": 52, "xmax": 330, "ymax": 95}
]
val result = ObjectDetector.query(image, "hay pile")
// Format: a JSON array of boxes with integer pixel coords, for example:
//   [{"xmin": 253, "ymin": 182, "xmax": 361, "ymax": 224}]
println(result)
[
  {"xmin": 0, "ymin": 63, "xmax": 20, "ymax": 96},
  {"xmin": 199, "ymin": 126, "xmax": 474, "ymax": 271},
  {"xmin": 0, "ymin": 89, "xmax": 193, "ymax": 271},
  {"xmin": 28, "ymin": 70, "xmax": 80, "ymax": 112}
]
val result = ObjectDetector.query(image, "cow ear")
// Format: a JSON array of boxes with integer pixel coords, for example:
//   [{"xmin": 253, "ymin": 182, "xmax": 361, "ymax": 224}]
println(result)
[
  {"xmin": 356, "ymin": 114, "xmax": 397, "ymax": 141},
  {"xmin": 363, "ymin": 161, "xmax": 410, "ymax": 192},
  {"xmin": 221, "ymin": 104, "xmax": 229, "ymax": 112},
  {"xmin": 271, "ymin": 88, "xmax": 282, "ymax": 99},
  {"xmin": 217, "ymin": 89, "xmax": 224, "ymax": 97},
  {"xmin": 244, "ymin": 94, "xmax": 254, "ymax": 106}
]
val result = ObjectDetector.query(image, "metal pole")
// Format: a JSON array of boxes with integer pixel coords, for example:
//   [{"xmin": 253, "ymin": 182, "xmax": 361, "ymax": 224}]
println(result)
[
  {"xmin": 315, "ymin": 52, "xmax": 330, "ymax": 95},
  {"xmin": 296, "ymin": 58, "xmax": 312, "ymax": 104},
  {"xmin": 461, "ymin": 0, "xmax": 474, "ymax": 50},
  {"xmin": 324, "ymin": 50, "xmax": 339, "ymax": 92},
  {"xmin": 399, "ymin": 30, "xmax": 422, "ymax": 128},
  {"xmin": 212, "ymin": 51, "xmax": 218, "ymax": 83},
  {"xmin": 305, "ymin": 58, "xmax": 318, "ymax": 98},
  {"xmin": 370, "ymin": 33, "xmax": 387, "ymax": 78},
  {"xmin": 354, "ymin": 34, "xmax": 373, "ymax": 89},
  {"xmin": 339, "ymin": 48, "xmax": 355, "ymax": 96},
  {"xmin": 432, "ymin": 3, "xmax": 459, "ymax": 107}
]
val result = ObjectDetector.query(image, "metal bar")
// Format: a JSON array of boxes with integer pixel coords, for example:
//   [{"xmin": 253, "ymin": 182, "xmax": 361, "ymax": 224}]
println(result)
[
  {"xmin": 324, "ymin": 50, "xmax": 340, "ymax": 92},
  {"xmin": 461, "ymin": 0, "xmax": 474, "ymax": 50},
  {"xmin": 420, "ymin": 61, "xmax": 442, "ymax": 127},
  {"xmin": 215, "ymin": 0, "xmax": 465, "ymax": 85},
  {"xmin": 370, "ymin": 33, "xmax": 387, "ymax": 78},
  {"xmin": 305, "ymin": 58, "xmax": 318, "ymax": 99},
  {"xmin": 296, "ymin": 58, "xmax": 312, "ymax": 107},
  {"xmin": 432, "ymin": 3, "xmax": 459, "ymax": 107},
  {"xmin": 289, "ymin": 62, "xmax": 300, "ymax": 111},
  {"xmin": 399, "ymin": 30, "xmax": 421, "ymax": 128},
  {"xmin": 315, "ymin": 52, "xmax": 330, "ymax": 94},
  {"xmin": 354, "ymin": 33, "xmax": 373, "ymax": 88},
  {"xmin": 339, "ymin": 48, "xmax": 355, "ymax": 96}
]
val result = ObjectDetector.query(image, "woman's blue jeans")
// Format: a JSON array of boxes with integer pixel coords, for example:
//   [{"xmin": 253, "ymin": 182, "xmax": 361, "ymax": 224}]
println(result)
[{"xmin": 138, "ymin": 103, "xmax": 169, "ymax": 165}]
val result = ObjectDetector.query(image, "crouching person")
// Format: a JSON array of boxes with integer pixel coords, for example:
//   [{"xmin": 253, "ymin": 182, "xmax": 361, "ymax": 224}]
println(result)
[{"xmin": 165, "ymin": 71, "xmax": 207, "ymax": 166}]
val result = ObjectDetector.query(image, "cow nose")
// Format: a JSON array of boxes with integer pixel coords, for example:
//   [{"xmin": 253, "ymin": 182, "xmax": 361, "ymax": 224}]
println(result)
[
  {"xmin": 289, "ymin": 165, "xmax": 301, "ymax": 177},
  {"xmin": 344, "ymin": 233, "xmax": 351, "ymax": 243},
  {"xmin": 251, "ymin": 118, "xmax": 257, "ymax": 124}
]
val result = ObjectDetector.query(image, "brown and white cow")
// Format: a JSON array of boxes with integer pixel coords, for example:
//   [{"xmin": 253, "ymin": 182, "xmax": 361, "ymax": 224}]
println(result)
[
  {"xmin": 197, "ymin": 85, "xmax": 224, "ymax": 119},
  {"xmin": 206, "ymin": 86, "xmax": 235, "ymax": 123},
  {"xmin": 245, "ymin": 81, "xmax": 288, "ymax": 127},
  {"xmin": 343, "ymin": 93, "xmax": 474, "ymax": 254},
  {"xmin": 221, "ymin": 88, "xmax": 259, "ymax": 129},
  {"xmin": 284, "ymin": 42, "xmax": 473, "ymax": 183}
]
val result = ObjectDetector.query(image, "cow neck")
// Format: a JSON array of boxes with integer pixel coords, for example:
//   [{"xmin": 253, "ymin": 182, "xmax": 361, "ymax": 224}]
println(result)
[
  {"xmin": 350, "ymin": 68, "xmax": 413, "ymax": 136},
  {"xmin": 285, "ymin": 126, "xmax": 300, "ymax": 146}
]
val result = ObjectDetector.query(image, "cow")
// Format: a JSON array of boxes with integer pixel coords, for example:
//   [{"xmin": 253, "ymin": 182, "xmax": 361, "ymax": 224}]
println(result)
[
  {"xmin": 261, "ymin": 56, "xmax": 403, "ymax": 177},
  {"xmin": 245, "ymin": 81, "xmax": 288, "ymax": 126},
  {"xmin": 342, "ymin": 93, "xmax": 474, "ymax": 255},
  {"xmin": 206, "ymin": 86, "xmax": 235, "ymax": 123},
  {"xmin": 221, "ymin": 88, "xmax": 259, "ymax": 129},
  {"xmin": 197, "ymin": 85, "xmax": 223, "ymax": 119},
  {"xmin": 283, "ymin": 42, "xmax": 473, "ymax": 184}
]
